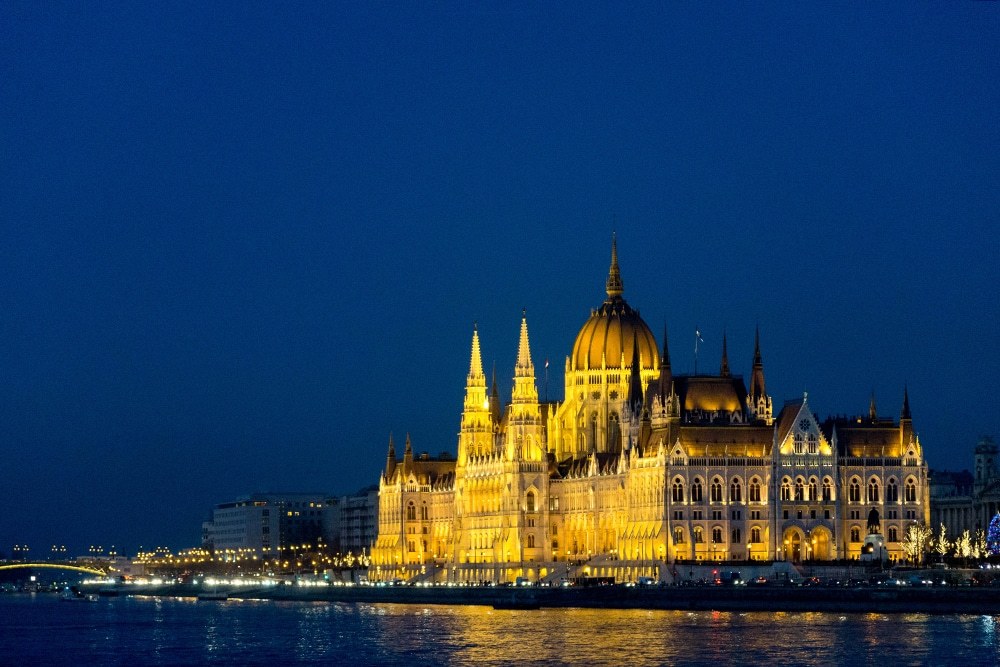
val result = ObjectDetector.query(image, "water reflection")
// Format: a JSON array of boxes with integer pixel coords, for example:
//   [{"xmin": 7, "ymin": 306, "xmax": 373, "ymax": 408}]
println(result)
[{"xmin": 4, "ymin": 594, "xmax": 1000, "ymax": 665}]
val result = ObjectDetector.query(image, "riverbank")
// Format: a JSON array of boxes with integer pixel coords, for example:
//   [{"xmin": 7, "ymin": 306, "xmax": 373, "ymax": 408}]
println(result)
[{"xmin": 86, "ymin": 582, "xmax": 1000, "ymax": 615}]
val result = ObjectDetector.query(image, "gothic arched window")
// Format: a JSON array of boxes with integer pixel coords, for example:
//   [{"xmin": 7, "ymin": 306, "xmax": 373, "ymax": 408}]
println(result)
[
  {"xmin": 691, "ymin": 479, "xmax": 704, "ymax": 502},
  {"xmin": 730, "ymin": 479, "xmax": 742, "ymax": 503}
]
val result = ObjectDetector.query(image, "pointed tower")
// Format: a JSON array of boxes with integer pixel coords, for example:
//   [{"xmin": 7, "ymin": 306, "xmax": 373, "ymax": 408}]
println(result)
[
  {"xmin": 403, "ymin": 432, "xmax": 413, "ymax": 469},
  {"xmin": 507, "ymin": 310, "xmax": 543, "ymax": 461},
  {"xmin": 458, "ymin": 325, "xmax": 493, "ymax": 465},
  {"xmin": 719, "ymin": 330, "xmax": 731, "ymax": 377},
  {"xmin": 658, "ymin": 323, "xmax": 672, "ymax": 402},
  {"xmin": 747, "ymin": 326, "xmax": 773, "ymax": 424},
  {"xmin": 606, "ymin": 232, "xmax": 623, "ymax": 298},
  {"xmin": 627, "ymin": 335, "xmax": 644, "ymax": 418},
  {"xmin": 489, "ymin": 361, "xmax": 502, "ymax": 425},
  {"xmin": 385, "ymin": 433, "xmax": 397, "ymax": 480},
  {"xmin": 900, "ymin": 385, "xmax": 913, "ymax": 449},
  {"xmin": 869, "ymin": 392, "xmax": 878, "ymax": 421}
]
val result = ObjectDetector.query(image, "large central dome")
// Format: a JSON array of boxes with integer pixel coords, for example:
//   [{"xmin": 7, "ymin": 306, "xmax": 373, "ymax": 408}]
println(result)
[{"xmin": 571, "ymin": 239, "xmax": 659, "ymax": 371}]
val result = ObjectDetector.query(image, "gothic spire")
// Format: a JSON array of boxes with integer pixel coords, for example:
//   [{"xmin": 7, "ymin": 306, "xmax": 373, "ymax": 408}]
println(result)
[
  {"xmin": 869, "ymin": 391, "xmax": 877, "ymax": 421},
  {"xmin": 750, "ymin": 325, "xmax": 766, "ymax": 398},
  {"xmin": 605, "ymin": 233, "xmax": 623, "ymax": 299},
  {"xmin": 469, "ymin": 323, "xmax": 485, "ymax": 380},
  {"xmin": 628, "ymin": 335, "xmax": 644, "ymax": 415},
  {"xmin": 404, "ymin": 432, "xmax": 413, "ymax": 464},
  {"xmin": 515, "ymin": 308, "xmax": 533, "ymax": 373},
  {"xmin": 658, "ymin": 323, "xmax": 672, "ymax": 400},
  {"xmin": 901, "ymin": 385, "xmax": 911, "ymax": 421},
  {"xmin": 720, "ymin": 330, "xmax": 731, "ymax": 377},
  {"xmin": 385, "ymin": 433, "xmax": 396, "ymax": 477}
]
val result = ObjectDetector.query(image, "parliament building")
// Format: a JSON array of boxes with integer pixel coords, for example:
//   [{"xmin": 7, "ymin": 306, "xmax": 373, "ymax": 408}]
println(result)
[{"xmin": 371, "ymin": 240, "xmax": 930, "ymax": 583}]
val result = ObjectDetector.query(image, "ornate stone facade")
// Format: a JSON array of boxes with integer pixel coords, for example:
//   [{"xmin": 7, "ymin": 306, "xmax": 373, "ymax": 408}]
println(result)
[{"xmin": 371, "ymin": 240, "xmax": 930, "ymax": 583}]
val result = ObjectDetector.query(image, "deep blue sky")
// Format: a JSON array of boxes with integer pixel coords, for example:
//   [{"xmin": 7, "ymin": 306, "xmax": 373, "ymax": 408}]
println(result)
[{"xmin": 1, "ymin": 3, "xmax": 997, "ymax": 556}]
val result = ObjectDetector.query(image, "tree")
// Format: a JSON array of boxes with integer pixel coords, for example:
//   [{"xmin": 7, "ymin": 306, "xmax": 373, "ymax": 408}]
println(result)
[
  {"xmin": 988, "ymin": 514, "xmax": 1000, "ymax": 556},
  {"xmin": 974, "ymin": 529, "xmax": 987, "ymax": 561},
  {"xmin": 902, "ymin": 523, "xmax": 932, "ymax": 565},
  {"xmin": 955, "ymin": 530, "xmax": 973, "ymax": 567},
  {"xmin": 934, "ymin": 523, "xmax": 950, "ymax": 563}
]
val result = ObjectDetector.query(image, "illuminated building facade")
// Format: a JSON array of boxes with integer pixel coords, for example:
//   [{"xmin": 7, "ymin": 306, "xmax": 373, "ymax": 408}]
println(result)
[{"xmin": 371, "ymin": 240, "xmax": 930, "ymax": 582}]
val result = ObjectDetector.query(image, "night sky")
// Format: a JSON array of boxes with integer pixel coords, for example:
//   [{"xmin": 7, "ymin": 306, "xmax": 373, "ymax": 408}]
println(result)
[{"xmin": 2, "ymin": 4, "xmax": 998, "ymax": 556}]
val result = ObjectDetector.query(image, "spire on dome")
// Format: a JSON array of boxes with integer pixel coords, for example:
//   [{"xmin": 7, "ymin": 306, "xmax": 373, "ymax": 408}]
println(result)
[
  {"xmin": 516, "ymin": 309, "xmax": 533, "ymax": 372},
  {"xmin": 901, "ymin": 385, "xmax": 911, "ymax": 420},
  {"xmin": 605, "ymin": 233, "xmax": 623, "ymax": 299},
  {"xmin": 720, "ymin": 330, "xmax": 731, "ymax": 377}
]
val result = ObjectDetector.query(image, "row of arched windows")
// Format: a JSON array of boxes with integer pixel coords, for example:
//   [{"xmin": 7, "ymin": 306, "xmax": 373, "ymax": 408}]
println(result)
[
  {"xmin": 847, "ymin": 477, "xmax": 918, "ymax": 503},
  {"xmin": 671, "ymin": 477, "xmax": 763, "ymax": 504}
]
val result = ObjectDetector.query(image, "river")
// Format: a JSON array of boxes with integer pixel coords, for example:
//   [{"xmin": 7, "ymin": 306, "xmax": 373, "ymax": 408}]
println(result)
[{"xmin": 2, "ymin": 593, "xmax": 999, "ymax": 665}]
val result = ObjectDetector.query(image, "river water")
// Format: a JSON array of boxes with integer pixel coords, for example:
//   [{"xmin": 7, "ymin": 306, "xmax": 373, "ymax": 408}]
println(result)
[{"xmin": 2, "ymin": 593, "xmax": 1000, "ymax": 665}]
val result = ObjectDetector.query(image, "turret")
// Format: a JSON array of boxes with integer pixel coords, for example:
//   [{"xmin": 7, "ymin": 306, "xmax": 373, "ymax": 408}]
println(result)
[
  {"xmin": 900, "ymin": 385, "xmax": 913, "ymax": 446},
  {"xmin": 385, "ymin": 433, "xmax": 397, "ymax": 480},
  {"xmin": 458, "ymin": 325, "xmax": 492, "ymax": 464},
  {"xmin": 507, "ymin": 310, "xmax": 543, "ymax": 461},
  {"xmin": 403, "ymin": 433, "xmax": 413, "ymax": 468},
  {"xmin": 720, "ymin": 331, "xmax": 731, "ymax": 377},
  {"xmin": 747, "ymin": 326, "xmax": 773, "ymax": 424}
]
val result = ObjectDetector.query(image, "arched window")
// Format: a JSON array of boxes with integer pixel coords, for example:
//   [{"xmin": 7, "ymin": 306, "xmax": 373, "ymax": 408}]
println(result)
[
  {"xmin": 794, "ymin": 479, "xmax": 804, "ymax": 502},
  {"xmin": 710, "ymin": 478, "xmax": 723, "ymax": 503},
  {"xmin": 527, "ymin": 534, "xmax": 535, "ymax": 548},
  {"xmin": 750, "ymin": 526, "xmax": 762, "ymax": 543},
  {"xmin": 849, "ymin": 479, "xmax": 861, "ymax": 503},
  {"xmin": 808, "ymin": 479, "xmax": 818, "ymax": 502},
  {"xmin": 712, "ymin": 527, "xmax": 723, "ymax": 544},
  {"xmin": 730, "ymin": 479, "xmax": 742, "ymax": 503},
  {"xmin": 672, "ymin": 479, "xmax": 685, "ymax": 503},
  {"xmin": 850, "ymin": 526, "xmax": 861, "ymax": 543},
  {"xmin": 807, "ymin": 434, "xmax": 818, "ymax": 454},
  {"xmin": 406, "ymin": 503, "xmax": 416, "ymax": 521},
  {"xmin": 693, "ymin": 526, "xmax": 704, "ymax": 543},
  {"xmin": 905, "ymin": 479, "xmax": 917, "ymax": 502},
  {"xmin": 794, "ymin": 433, "xmax": 804, "ymax": 454},
  {"xmin": 526, "ymin": 491, "xmax": 536, "ymax": 513},
  {"xmin": 673, "ymin": 527, "xmax": 684, "ymax": 545},
  {"xmin": 886, "ymin": 479, "xmax": 898, "ymax": 502},
  {"xmin": 888, "ymin": 526, "xmax": 898, "ymax": 542},
  {"xmin": 749, "ymin": 478, "xmax": 761, "ymax": 503},
  {"xmin": 691, "ymin": 479, "xmax": 704, "ymax": 502},
  {"xmin": 823, "ymin": 478, "xmax": 833, "ymax": 502},
  {"xmin": 868, "ymin": 479, "xmax": 880, "ymax": 503},
  {"xmin": 781, "ymin": 479, "xmax": 791, "ymax": 502},
  {"xmin": 731, "ymin": 528, "xmax": 742, "ymax": 544},
  {"xmin": 420, "ymin": 503, "xmax": 428, "ymax": 520}
]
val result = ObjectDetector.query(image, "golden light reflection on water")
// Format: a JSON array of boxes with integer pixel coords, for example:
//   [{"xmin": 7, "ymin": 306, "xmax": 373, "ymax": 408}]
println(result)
[{"xmin": 356, "ymin": 604, "xmax": 967, "ymax": 666}]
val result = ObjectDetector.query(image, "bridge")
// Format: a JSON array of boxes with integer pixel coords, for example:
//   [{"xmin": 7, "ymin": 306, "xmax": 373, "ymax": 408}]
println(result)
[{"xmin": 0, "ymin": 562, "xmax": 108, "ymax": 576}]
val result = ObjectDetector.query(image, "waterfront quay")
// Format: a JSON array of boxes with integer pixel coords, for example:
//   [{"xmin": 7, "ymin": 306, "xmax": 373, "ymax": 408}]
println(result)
[{"xmin": 91, "ymin": 579, "xmax": 1000, "ymax": 615}]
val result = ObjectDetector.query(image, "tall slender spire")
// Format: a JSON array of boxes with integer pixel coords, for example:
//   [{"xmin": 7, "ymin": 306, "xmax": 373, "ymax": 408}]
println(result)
[
  {"xmin": 605, "ymin": 233, "xmax": 623, "ymax": 299},
  {"xmin": 901, "ymin": 385, "xmax": 911, "ymax": 420},
  {"xmin": 628, "ymin": 335, "xmax": 644, "ymax": 415},
  {"xmin": 385, "ymin": 433, "xmax": 396, "ymax": 478},
  {"xmin": 515, "ymin": 308, "xmax": 533, "ymax": 373},
  {"xmin": 719, "ymin": 330, "xmax": 731, "ymax": 377},
  {"xmin": 469, "ymin": 323, "xmax": 484, "ymax": 380},
  {"xmin": 658, "ymin": 323, "xmax": 672, "ymax": 400},
  {"xmin": 403, "ymin": 433, "xmax": 413, "ymax": 466},
  {"xmin": 489, "ymin": 360, "xmax": 501, "ymax": 423},
  {"xmin": 869, "ymin": 391, "xmax": 877, "ymax": 421},
  {"xmin": 750, "ymin": 325, "xmax": 766, "ymax": 398}
]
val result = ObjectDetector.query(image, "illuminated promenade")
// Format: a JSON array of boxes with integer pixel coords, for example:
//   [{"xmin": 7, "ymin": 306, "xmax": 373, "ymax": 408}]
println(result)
[{"xmin": 91, "ymin": 580, "xmax": 1000, "ymax": 615}]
